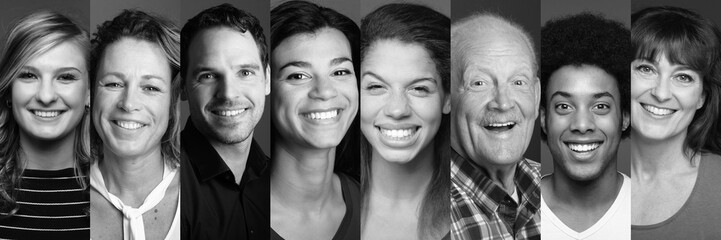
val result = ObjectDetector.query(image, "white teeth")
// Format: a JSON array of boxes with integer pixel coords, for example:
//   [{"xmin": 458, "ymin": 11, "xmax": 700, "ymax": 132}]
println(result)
[
  {"xmin": 304, "ymin": 110, "xmax": 339, "ymax": 120},
  {"xmin": 380, "ymin": 128, "xmax": 416, "ymax": 139},
  {"xmin": 643, "ymin": 104, "xmax": 675, "ymax": 116},
  {"xmin": 567, "ymin": 143, "xmax": 601, "ymax": 152},
  {"xmin": 116, "ymin": 121, "xmax": 144, "ymax": 130},
  {"xmin": 33, "ymin": 110, "xmax": 61, "ymax": 118},
  {"xmin": 216, "ymin": 109, "xmax": 245, "ymax": 116},
  {"xmin": 487, "ymin": 122, "xmax": 514, "ymax": 127}
]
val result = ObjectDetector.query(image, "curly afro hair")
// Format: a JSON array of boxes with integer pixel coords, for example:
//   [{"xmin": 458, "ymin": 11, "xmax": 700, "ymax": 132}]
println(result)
[{"xmin": 540, "ymin": 12, "xmax": 631, "ymax": 139}]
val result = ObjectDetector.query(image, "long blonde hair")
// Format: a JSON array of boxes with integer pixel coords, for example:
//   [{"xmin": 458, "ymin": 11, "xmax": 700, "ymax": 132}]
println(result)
[{"xmin": 0, "ymin": 11, "xmax": 91, "ymax": 215}]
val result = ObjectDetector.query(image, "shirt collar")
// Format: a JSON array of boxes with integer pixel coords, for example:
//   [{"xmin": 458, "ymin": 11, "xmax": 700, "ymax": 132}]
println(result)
[
  {"xmin": 181, "ymin": 119, "xmax": 269, "ymax": 183},
  {"xmin": 451, "ymin": 149, "xmax": 541, "ymax": 215}
]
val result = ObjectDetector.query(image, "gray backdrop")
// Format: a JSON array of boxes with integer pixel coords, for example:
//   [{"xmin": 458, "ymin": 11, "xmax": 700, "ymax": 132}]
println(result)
[
  {"xmin": 451, "ymin": 0, "xmax": 542, "ymax": 163},
  {"xmin": 540, "ymin": 0, "xmax": 631, "ymax": 175}
]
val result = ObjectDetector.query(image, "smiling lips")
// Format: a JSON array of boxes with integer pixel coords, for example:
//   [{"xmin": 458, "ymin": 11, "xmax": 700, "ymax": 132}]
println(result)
[
  {"xmin": 379, "ymin": 127, "xmax": 418, "ymax": 140},
  {"xmin": 31, "ymin": 110, "xmax": 64, "ymax": 118},
  {"xmin": 566, "ymin": 142, "xmax": 602, "ymax": 153},
  {"xmin": 302, "ymin": 109, "xmax": 340, "ymax": 120},
  {"xmin": 641, "ymin": 103, "xmax": 676, "ymax": 116},
  {"xmin": 212, "ymin": 109, "xmax": 247, "ymax": 117},
  {"xmin": 113, "ymin": 120, "xmax": 145, "ymax": 130},
  {"xmin": 484, "ymin": 121, "xmax": 516, "ymax": 131}
]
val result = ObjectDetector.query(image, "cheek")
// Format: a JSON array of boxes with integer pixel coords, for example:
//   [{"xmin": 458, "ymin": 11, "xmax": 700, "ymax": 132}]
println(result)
[
  {"xmin": 340, "ymin": 80, "xmax": 359, "ymax": 106},
  {"xmin": 547, "ymin": 114, "xmax": 569, "ymax": 138},
  {"xmin": 514, "ymin": 92, "xmax": 538, "ymax": 116},
  {"xmin": 11, "ymin": 82, "xmax": 35, "ymax": 103},
  {"xmin": 411, "ymin": 95, "xmax": 444, "ymax": 124},
  {"xmin": 360, "ymin": 95, "xmax": 382, "ymax": 121},
  {"xmin": 630, "ymin": 77, "xmax": 650, "ymax": 98},
  {"xmin": 596, "ymin": 115, "xmax": 621, "ymax": 137}
]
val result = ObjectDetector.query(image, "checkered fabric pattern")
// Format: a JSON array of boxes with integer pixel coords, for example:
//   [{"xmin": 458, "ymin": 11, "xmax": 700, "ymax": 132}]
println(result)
[{"xmin": 450, "ymin": 150, "xmax": 541, "ymax": 240}]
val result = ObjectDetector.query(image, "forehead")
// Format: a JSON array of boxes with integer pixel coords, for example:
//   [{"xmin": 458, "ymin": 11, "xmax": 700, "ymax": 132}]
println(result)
[
  {"xmin": 271, "ymin": 27, "xmax": 351, "ymax": 66},
  {"xmin": 26, "ymin": 40, "xmax": 87, "ymax": 69},
  {"xmin": 363, "ymin": 40, "xmax": 437, "ymax": 82},
  {"xmin": 187, "ymin": 27, "xmax": 261, "ymax": 63},
  {"xmin": 99, "ymin": 38, "xmax": 171, "ymax": 76},
  {"xmin": 460, "ymin": 29, "xmax": 534, "ymax": 75},
  {"xmin": 547, "ymin": 65, "xmax": 619, "ymax": 100}
]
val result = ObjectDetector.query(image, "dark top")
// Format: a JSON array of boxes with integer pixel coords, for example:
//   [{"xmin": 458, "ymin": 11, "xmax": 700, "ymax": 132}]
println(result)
[
  {"xmin": 0, "ymin": 168, "xmax": 89, "ymax": 240},
  {"xmin": 632, "ymin": 153, "xmax": 721, "ymax": 239},
  {"xmin": 270, "ymin": 173, "xmax": 360, "ymax": 240},
  {"xmin": 180, "ymin": 120, "xmax": 270, "ymax": 240}
]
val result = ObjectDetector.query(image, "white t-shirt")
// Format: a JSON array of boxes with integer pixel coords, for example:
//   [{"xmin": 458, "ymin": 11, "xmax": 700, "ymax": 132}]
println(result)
[{"xmin": 541, "ymin": 173, "xmax": 631, "ymax": 240}]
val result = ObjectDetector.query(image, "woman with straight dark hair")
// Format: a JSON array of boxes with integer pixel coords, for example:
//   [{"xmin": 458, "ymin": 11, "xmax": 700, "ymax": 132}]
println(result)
[
  {"xmin": 0, "ymin": 11, "xmax": 91, "ymax": 239},
  {"xmin": 359, "ymin": 3, "xmax": 450, "ymax": 240},
  {"xmin": 89, "ymin": 9, "xmax": 181, "ymax": 240},
  {"xmin": 630, "ymin": 6, "xmax": 721, "ymax": 239},
  {"xmin": 269, "ymin": 1, "xmax": 360, "ymax": 239}
]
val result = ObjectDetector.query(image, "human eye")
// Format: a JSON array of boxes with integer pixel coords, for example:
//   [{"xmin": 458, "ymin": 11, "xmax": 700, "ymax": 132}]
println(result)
[
  {"xmin": 57, "ymin": 73, "xmax": 79, "ymax": 82},
  {"xmin": 635, "ymin": 64, "xmax": 655, "ymax": 75},
  {"xmin": 513, "ymin": 79, "xmax": 526, "ymax": 86},
  {"xmin": 554, "ymin": 103, "xmax": 573, "ymax": 114},
  {"xmin": 674, "ymin": 73, "xmax": 695, "ymax": 83},
  {"xmin": 286, "ymin": 73, "xmax": 311, "ymax": 81},
  {"xmin": 142, "ymin": 85, "xmax": 162, "ymax": 92},
  {"xmin": 592, "ymin": 103, "xmax": 611, "ymax": 114},
  {"xmin": 408, "ymin": 84, "xmax": 435, "ymax": 97},
  {"xmin": 468, "ymin": 79, "xmax": 487, "ymax": 90},
  {"xmin": 363, "ymin": 83, "xmax": 386, "ymax": 95},
  {"xmin": 104, "ymin": 82, "xmax": 123, "ymax": 89},
  {"xmin": 17, "ymin": 71, "xmax": 38, "ymax": 80},
  {"xmin": 239, "ymin": 70, "xmax": 255, "ymax": 77},
  {"xmin": 198, "ymin": 73, "xmax": 217, "ymax": 82},
  {"xmin": 333, "ymin": 69, "xmax": 352, "ymax": 76}
]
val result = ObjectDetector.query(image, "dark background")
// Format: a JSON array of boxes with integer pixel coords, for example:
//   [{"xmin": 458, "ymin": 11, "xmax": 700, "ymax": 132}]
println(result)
[
  {"xmin": 451, "ymin": 0, "xmax": 542, "ymax": 163},
  {"xmin": 540, "ymin": 0, "xmax": 631, "ymax": 175}
]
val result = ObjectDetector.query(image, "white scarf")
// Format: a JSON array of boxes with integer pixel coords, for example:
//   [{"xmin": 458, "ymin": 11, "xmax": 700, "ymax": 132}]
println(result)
[{"xmin": 90, "ymin": 162, "xmax": 177, "ymax": 240}]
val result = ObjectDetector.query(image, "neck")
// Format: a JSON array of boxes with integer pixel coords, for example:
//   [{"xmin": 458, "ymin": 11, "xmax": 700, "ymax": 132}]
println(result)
[
  {"xmin": 207, "ymin": 133, "xmax": 253, "ymax": 184},
  {"xmin": 631, "ymin": 130, "xmax": 692, "ymax": 179},
  {"xmin": 549, "ymin": 160, "xmax": 621, "ymax": 208},
  {"xmin": 99, "ymin": 146, "xmax": 165, "ymax": 207},
  {"xmin": 271, "ymin": 140, "xmax": 337, "ymax": 211},
  {"xmin": 369, "ymin": 146, "xmax": 434, "ymax": 201},
  {"xmin": 452, "ymin": 146, "xmax": 518, "ymax": 194},
  {"xmin": 19, "ymin": 130, "xmax": 76, "ymax": 170}
]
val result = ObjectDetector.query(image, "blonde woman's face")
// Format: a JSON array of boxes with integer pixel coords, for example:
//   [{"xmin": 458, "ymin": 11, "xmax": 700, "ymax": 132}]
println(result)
[{"xmin": 12, "ymin": 41, "xmax": 89, "ymax": 142}]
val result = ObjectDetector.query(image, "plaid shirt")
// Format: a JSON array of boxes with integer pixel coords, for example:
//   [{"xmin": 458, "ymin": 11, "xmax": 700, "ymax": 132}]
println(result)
[{"xmin": 450, "ymin": 150, "xmax": 541, "ymax": 240}]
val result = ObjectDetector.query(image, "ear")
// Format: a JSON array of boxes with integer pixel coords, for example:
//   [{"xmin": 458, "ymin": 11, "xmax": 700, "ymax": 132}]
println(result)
[
  {"xmin": 85, "ymin": 88, "xmax": 91, "ymax": 107},
  {"xmin": 540, "ymin": 106, "xmax": 547, "ymax": 135},
  {"xmin": 622, "ymin": 111, "xmax": 630, "ymax": 131},
  {"xmin": 534, "ymin": 76, "xmax": 541, "ymax": 117},
  {"xmin": 265, "ymin": 65, "xmax": 271, "ymax": 96},
  {"xmin": 442, "ymin": 92, "xmax": 451, "ymax": 114}
]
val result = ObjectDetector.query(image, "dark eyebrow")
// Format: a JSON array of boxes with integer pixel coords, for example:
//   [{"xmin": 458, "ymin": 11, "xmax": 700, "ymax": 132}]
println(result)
[
  {"xmin": 593, "ymin": 92, "xmax": 615, "ymax": 100},
  {"xmin": 236, "ymin": 64, "xmax": 261, "ymax": 71},
  {"xmin": 330, "ymin": 57, "xmax": 352, "ymax": 67},
  {"xmin": 278, "ymin": 61, "xmax": 311, "ymax": 72},
  {"xmin": 550, "ymin": 91, "xmax": 615, "ymax": 100},
  {"xmin": 362, "ymin": 71, "xmax": 387, "ymax": 84},
  {"xmin": 21, "ymin": 66, "xmax": 82, "ymax": 73},
  {"xmin": 101, "ymin": 71, "xmax": 166, "ymax": 81}
]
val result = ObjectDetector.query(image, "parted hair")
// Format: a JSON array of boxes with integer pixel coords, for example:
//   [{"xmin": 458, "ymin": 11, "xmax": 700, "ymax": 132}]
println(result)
[{"xmin": 360, "ymin": 3, "xmax": 450, "ymax": 240}]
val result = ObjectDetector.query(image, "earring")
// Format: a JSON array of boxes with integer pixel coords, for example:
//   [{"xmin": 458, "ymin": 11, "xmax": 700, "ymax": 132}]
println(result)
[
  {"xmin": 85, "ymin": 105, "xmax": 90, "ymax": 112},
  {"xmin": 5, "ymin": 100, "xmax": 10, "ymax": 108}
]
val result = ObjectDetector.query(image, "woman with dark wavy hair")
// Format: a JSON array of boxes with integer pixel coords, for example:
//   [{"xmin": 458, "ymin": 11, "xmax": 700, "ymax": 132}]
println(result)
[
  {"xmin": 269, "ymin": 1, "xmax": 360, "ymax": 239},
  {"xmin": 89, "ymin": 9, "xmax": 181, "ymax": 240},
  {"xmin": 0, "ymin": 11, "xmax": 91, "ymax": 239},
  {"xmin": 359, "ymin": 3, "xmax": 450, "ymax": 240},
  {"xmin": 630, "ymin": 6, "xmax": 721, "ymax": 239}
]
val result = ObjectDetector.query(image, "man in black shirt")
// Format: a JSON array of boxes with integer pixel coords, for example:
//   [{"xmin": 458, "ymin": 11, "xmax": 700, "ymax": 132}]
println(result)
[{"xmin": 179, "ymin": 4, "xmax": 270, "ymax": 239}]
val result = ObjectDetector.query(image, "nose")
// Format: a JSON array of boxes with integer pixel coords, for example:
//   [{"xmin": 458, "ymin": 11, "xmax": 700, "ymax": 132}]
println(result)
[
  {"xmin": 650, "ymin": 77, "xmax": 672, "ymax": 102},
  {"xmin": 117, "ymin": 86, "xmax": 141, "ymax": 112},
  {"xmin": 487, "ymin": 84, "xmax": 514, "ymax": 112},
  {"xmin": 570, "ymin": 109, "xmax": 596, "ymax": 134},
  {"xmin": 36, "ymin": 79, "xmax": 58, "ymax": 105},
  {"xmin": 215, "ymin": 75, "xmax": 239, "ymax": 100},
  {"xmin": 383, "ymin": 91, "xmax": 412, "ymax": 119},
  {"xmin": 309, "ymin": 77, "xmax": 338, "ymax": 100}
]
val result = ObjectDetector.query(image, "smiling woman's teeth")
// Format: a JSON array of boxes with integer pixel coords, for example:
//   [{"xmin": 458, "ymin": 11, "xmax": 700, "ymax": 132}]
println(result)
[
  {"xmin": 116, "ymin": 121, "xmax": 143, "ymax": 130},
  {"xmin": 643, "ymin": 104, "xmax": 675, "ymax": 116},
  {"xmin": 217, "ymin": 109, "xmax": 245, "ymax": 116},
  {"xmin": 380, "ymin": 128, "xmax": 415, "ymax": 139},
  {"xmin": 33, "ymin": 110, "xmax": 61, "ymax": 118},
  {"xmin": 567, "ymin": 143, "xmax": 601, "ymax": 152},
  {"xmin": 304, "ymin": 110, "xmax": 339, "ymax": 120}
]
